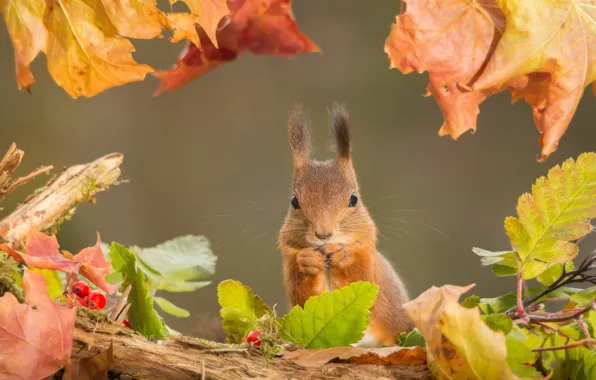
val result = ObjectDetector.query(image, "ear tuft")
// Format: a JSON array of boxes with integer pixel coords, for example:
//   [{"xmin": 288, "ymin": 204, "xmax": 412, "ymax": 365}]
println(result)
[
  {"xmin": 330, "ymin": 103, "xmax": 351, "ymax": 160},
  {"xmin": 288, "ymin": 102, "xmax": 311, "ymax": 167}
]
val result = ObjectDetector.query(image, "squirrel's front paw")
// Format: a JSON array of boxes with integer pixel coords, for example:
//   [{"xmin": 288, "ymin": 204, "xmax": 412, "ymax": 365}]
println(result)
[
  {"xmin": 297, "ymin": 247, "xmax": 326, "ymax": 275},
  {"xmin": 320, "ymin": 244, "xmax": 354, "ymax": 269}
]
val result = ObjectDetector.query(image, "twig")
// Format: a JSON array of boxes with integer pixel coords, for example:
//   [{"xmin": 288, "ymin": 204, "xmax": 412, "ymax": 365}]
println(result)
[
  {"xmin": 516, "ymin": 272, "xmax": 525, "ymax": 316},
  {"xmin": 0, "ymin": 143, "xmax": 53, "ymax": 203},
  {"xmin": 0, "ymin": 153, "xmax": 123, "ymax": 242},
  {"xmin": 528, "ymin": 304, "xmax": 594, "ymax": 323},
  {"xmin": 577, "ymin": 318, "xmax": 596, "ymax": 349},
  {"xmin": 0, "ymin": 165, "xmax": 53, "ymax": 202},
  {"xmin": 532, "ymin": 339, "xmax": 596, "ymax": 352}
]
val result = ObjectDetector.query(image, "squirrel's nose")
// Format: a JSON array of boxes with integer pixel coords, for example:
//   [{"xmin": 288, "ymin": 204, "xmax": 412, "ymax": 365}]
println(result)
[{"xmin": 315, "ymin": 231, "xmax": 333, "ymax": 240}]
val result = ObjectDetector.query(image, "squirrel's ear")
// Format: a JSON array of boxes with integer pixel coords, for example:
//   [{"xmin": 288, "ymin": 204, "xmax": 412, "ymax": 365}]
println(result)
[
  {"xmin": 288, "ymin": 103, "xmax": 311, "ymax": 168},
  {"xmin": 330, "ymin": 103, "xmax": 351, "ymax": 162}
]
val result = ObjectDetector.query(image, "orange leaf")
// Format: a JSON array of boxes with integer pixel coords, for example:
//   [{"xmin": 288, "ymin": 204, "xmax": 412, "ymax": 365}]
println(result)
[
  {"xmin": 155, "ymin": 0, "xmax": 319, "ymax": 94},
  {"xmin": 473, "ymin": 0, "xmax": 596, "ymax": 161},
  {"xmin": 2, "ymin": 0, "xmax": 48, "ymax": 91},
  {"xmin": 72, "ymin": 233, "xmax": 120, "ymax": 294},
  {"xmin": 172, "ymin": 0, "xmax": 230, "ymax": 48},
  {"xmin": 43, "ymin": 0, "xmax": 153, "ymax": 98},
  {"xmin": 385, "ymin": 0, "xmax": 505, "ymax": 139},
  {"xmin": 283, "ymin": 346, "xmax": 427, "ymax": 368},
  {"xmin": 0, "ymin": 268, "xmax": 77, "ymax": 379}
]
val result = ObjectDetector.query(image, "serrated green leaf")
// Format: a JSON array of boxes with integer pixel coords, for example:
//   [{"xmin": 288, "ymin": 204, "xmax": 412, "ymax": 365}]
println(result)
[
  {"xmin": 30, "ymin": 268, "xmax": 62, "ymax": 299},
  {"xmin": 537, "ymin": 261, "xmax": 575, "ymax": 286},
  {"xmin": 154, "ymin": 296, "xmax": 190, "ymax": 318},
  {"xmin": 131, "ymin": 235, "xmax": 216, "ymax": 293},
  {"xmin": 217, "ymin": 280, "xmax": 271, "ymax": 343},
  {"xmin": 472, "ymin": 248, "xmax": 515, "ymax": 266},
  {"xmin": 461, "ymin": 295, "xmax": 481, "ymax": 309},
  {"xmin": 281, "ymin": 281, "xmax": 379, "ymax": 349},
  {"xmin": 105, "ymin": 272, "xmax": 124, "ymax": 285},
  {"xmin": 482, "ymin": 313, "xmax": 513, "ymax": 334},
  {"xmin": 109, "ymin": 242, "xmax": 168, "ymax": 340},
  {"xmin": 504, "ymin": 153, "xmax": 596, "ymax": 280},
  {"xmin": 399, "ymin": 328, "xmax": 426, "ymax": 348}
]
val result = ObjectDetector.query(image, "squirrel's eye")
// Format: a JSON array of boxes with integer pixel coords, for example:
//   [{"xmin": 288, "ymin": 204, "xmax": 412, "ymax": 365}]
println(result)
[
  {"xmin": 291, "ymin": 194, "xmax": 300, "ymax": 209},
  {"xmin": 348, "ymin": 192, "xmax": 358, "ymax": 208}
]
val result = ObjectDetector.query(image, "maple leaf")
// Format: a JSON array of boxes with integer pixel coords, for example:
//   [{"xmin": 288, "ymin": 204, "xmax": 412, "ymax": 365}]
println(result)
[
  {"xmin": 473, "ymin": 0, "xmax": 596, "ymax": 161},
  {"xmin": 173, "ymin": 0, "xmax": 230, "ymax": 48},
  {"xmin": 0, "ymin": 268, "xmax": 77, "ymax": 380},
  {"xmin": 0, "ymin": 231, "xmax": 119, "ymax": 294},
  {"xmin": 155, "ymin": 0, "xmax": 319, "ymax": 94},
  {"xmin": 384, "ymin": 0, "xmax": 506, "ymax": 139}
]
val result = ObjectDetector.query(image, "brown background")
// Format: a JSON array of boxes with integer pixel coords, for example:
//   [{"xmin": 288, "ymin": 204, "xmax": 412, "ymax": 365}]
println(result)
[{"xmin": 1, "ymin": 1, "xmax": 595, "ymax": 335}]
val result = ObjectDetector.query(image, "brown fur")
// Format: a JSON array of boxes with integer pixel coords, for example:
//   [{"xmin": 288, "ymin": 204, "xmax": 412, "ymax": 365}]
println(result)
[{"xmin": 278, "ymin": 104, "xmax": 413, "ymax": 346}]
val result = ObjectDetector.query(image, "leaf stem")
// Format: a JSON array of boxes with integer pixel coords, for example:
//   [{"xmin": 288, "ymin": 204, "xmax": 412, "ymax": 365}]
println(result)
[
  {"xmin": 532, "ymin": 321, "xmax": 572, "ymax": 339},
  {"xmin": 532, "ymin": 339, "xmax": 596, "ymax": 352},
  {"xmin": 527, "ymin": 303, "xmax": 594, "ymax": 323},
  {"xmin": 516, "ymin": 272, "xmax": 525, "ymax": 316}
]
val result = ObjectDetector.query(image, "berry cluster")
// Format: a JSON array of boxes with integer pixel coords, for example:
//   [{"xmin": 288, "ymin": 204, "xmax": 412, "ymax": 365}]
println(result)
[{"xmin": 71, "ymin": 280, "xmax": 107, "ymax": 310}]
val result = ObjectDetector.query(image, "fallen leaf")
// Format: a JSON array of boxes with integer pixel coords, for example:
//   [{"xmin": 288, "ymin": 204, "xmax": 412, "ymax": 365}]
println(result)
[
  {"xmin": 0, "ymin": 231, "xmax": 119, "ymax": 294},
  {"xmin": 0, "ymin": 268, "xmax": 77, "ymax": 379},
  {"xmin": 403, "ymin": 284, "xmax": 531, "ymax": 379},
  {"xmin": 384, "ymin": 0, "xmax": 505, "ymax": 139},
  {"xmin": 155, "ymin": 0, "xmax": 319, "ymax": 94},
  {"xmin": 63, "ymin": 341, "xmax": 113, "ymax": 380},
  {"xmin": 473, "ymin": 0, "xmax": 596, "ymax": 160},
  {"xmin": 283, "ymin": 346, "xmax": 427, "ymax": 368}
]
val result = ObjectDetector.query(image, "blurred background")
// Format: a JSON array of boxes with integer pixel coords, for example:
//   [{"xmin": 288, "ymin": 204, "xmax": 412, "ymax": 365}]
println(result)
[{"xmin": 1, "ymin": 1, "xmax": 595, "ymax": 337}]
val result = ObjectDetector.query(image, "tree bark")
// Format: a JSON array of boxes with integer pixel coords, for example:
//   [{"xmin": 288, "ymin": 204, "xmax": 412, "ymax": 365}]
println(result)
[{"xmin": 73, "ymin": 314, "xmax": 432, "ymax": 380}]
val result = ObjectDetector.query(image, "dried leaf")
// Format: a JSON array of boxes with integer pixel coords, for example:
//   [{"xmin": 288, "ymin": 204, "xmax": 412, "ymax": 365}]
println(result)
[
  {"xmin": 283, "ymin": 346, "xmax": 427, "ymax": 368},
  {"xmin": 173, "ymin": 0, "xmax": 230, "ymax": 47},
  {"xmin": 403, "ymin": 284, "xmax": 531, "ymax": 379},
  {"xmin": 155, "ymin": 0, "xmax": 319, "ymax": 94},
  {"xmin": 63, "ymin": 342, "xmax": 113, "ymax": 380},
  {"xmin": 72, "ymin": 233, "xmax": 120, "ymax": 294},
  {"xmin": 0, "ymin": 268, "xmax": 77, "ymax": 379},
  {"xmin": 474, "ymin": 0, "xmax": 596, "ymax": 160}
]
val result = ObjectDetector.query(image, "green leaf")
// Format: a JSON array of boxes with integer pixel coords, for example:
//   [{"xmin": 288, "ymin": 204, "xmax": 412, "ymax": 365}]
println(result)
[
  {"xmin": 105, "ymin": 272, "xmax": 124, "ymax": 285},
  {"xmin": 109, "ymin": 242, "xmax": 168, "ymax": 340},
  {"xmin": 154, "ymin": 296, "xmax": 190, "ymax": 318},
  {"xmin": 492, "ymin": 263, "xmax": 518, "ymax": 277},
  {"xmin": 505, "ymin": 334, "xmax": 542, "ymax": 378},
  {"xmin": 398, "ymin": 328, "xmax": 426, "ymax": 348},
  {"xmin": 570, "ymin": 286, "xmax": 596, "ymax": 307},
  {"xmin": 30, "ymin": 268, "xmax": 62, "ymax": 299},
  {"xmin": 479, "ymin": 293, "xmax": 517, "ymax": 314},
  {"xmin": 217, "ymin": 280, "xmax": 271, "ymax": 343},
  {"xmin": 482, "ymin": 313, "xmax": 513, "ymax": 334},
  {"xmin": 537, "ymin": 261, "xmax": 575, "ymax": 286},
  {"xmin": 281, "ymin": 281, "xmax": 379, "ymax": 349},
  {"xmin": 472, "ymin": 248, "xmax": 515, "ymax": 266},
  {"xmin": 130, "ymin": 235, "xmax": 216, "ymax": 293},
  {"xmin": 461, "ymin": 295, "xmax": 481, "ymax": 308},
  {"xmin": 504, "ymin": 152, "xmax": 596, "ymax": 280}
]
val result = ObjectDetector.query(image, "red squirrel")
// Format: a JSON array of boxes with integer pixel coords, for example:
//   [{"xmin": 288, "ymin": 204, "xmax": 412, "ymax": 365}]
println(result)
[{"xmin": 278, "ymin": 104, "xmax": 412, "ymax": 347}]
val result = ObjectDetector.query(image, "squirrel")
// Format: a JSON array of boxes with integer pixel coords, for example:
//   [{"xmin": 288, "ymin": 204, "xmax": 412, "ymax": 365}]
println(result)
[{"xmin": 278, "ymin": 103, "xmax": 413, "ymax": 347}]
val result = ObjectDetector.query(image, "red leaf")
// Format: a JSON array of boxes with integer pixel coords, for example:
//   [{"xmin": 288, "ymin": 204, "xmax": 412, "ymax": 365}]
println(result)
[
  {"xmin": 0, "ymin": 232, "xmax": 79, "ymax": 272},
  {"xmin": 0, "ymin": 232, "xmax": 119, "ymax": 294},
  {"xmin": 154, "ymin": 0, "xmax": 319, "ymax": 94},
  {"xmin": 72, "ymin": 233, "xmax": 119, "ymax": 294},
  {"xmin": 0, "ymin": 268, "xmax": 77, "ymax": 379}
]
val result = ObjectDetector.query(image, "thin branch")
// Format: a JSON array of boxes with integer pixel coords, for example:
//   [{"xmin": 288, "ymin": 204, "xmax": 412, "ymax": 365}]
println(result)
[
  {"xmin": 531, "ymin": 321, "xmax": 572, "ymax": 339},
  {"xmin": 0, "ymin": 165, "xmax": 53, "ymax": 202},
  {"xmin": 528, "ymin": 304, "xmax": 594, "ymax": 323},
  {"xmin": 516, "ymin": 272, "xmax": 525, "ymax": 316},
  {"xmin": 532, "ymin": 339, "xmax": 596, "ymax": 352}
]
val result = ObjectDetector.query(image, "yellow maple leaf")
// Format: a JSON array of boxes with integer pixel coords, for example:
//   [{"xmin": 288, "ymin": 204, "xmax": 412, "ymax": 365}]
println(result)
[
  {"xmin": 403, "ymin": 284, "xmax": 536, "ymax": 380},
  {"xmin": 2, "ymin": 0, "xmax": 48, "ymax": 91},
  {"xmin": 474, "ymin": 0, "xmax": 596, "ymax": 160},
  {"xmin": 44, "ymin": 0, "xmax": 153, "ymax": 98}
]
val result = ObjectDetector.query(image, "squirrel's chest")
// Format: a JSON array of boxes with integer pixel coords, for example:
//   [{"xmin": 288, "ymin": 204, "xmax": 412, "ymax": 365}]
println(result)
[{"xmin": 322, "ymin": 269, "xmax": 352, "ymax": 293}]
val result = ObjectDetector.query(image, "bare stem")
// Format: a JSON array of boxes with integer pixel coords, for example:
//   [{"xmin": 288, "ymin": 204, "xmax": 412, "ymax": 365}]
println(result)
[
  {"xmin": 528, "ymin": 304, "xmax": 594, "ymax": 323},
  {"xmin": 532, "ymin": 321, "xmax": 572, "ymax": 339},
  {"xmin": 516, "ymin": 272, "xmax": 525, "ymax": 316},
  {"xmin": 532, "ymin": 339, "xmax": 596, "ymax": 352}
]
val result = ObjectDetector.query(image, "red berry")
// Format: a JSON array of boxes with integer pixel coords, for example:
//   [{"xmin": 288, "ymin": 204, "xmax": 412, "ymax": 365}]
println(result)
[
  {"xmin": 88, "ymin": 290, "xmax": 107, "ymax": 310},
  {"xmin": 122, "ymin": 320, "xmax": 129, "ymax": 327},
  {"xmin": 246, "ymin": 330, "xmax": 262, "ymax": 346},
  {"xmin": 71, "ymin": 281, "xmax": 90, "ymax": 297},
  {"xmin": 77, "ymin": 296, "xmax": 89, "ymax": 307}
]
